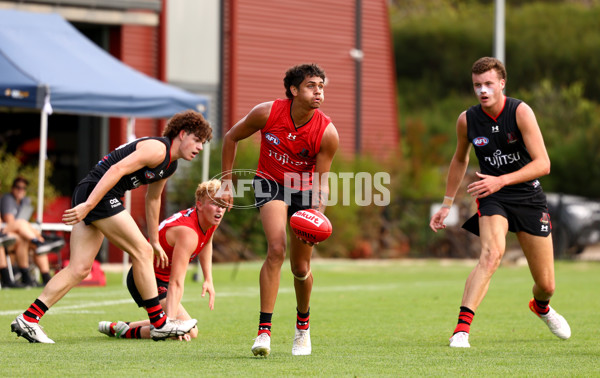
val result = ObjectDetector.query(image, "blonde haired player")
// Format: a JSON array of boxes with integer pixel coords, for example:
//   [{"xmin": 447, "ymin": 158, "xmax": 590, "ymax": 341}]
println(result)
[{"xmin": 99, "ymin": 180, "xmax": 225, "ymax": 340}]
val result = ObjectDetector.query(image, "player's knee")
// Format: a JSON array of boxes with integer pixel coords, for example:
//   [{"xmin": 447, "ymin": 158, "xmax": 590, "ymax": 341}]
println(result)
[
  {"xmin": 129, "ymin": 242, "xmax": 153, "ymax": 262},
  {"xmin": 266, "ymin": 242, "xmax": 286, "ymax": 263},
  {"xmin": 292, "ymin": 266, "xmax": 311, "ymax": 281},
  {"xmin": 65, "ymin": 261, "xmax": 93, "ymax": 281},
  {"xmin": 479, "ymin": 247, "xmax": 503, "ymax": 271}
]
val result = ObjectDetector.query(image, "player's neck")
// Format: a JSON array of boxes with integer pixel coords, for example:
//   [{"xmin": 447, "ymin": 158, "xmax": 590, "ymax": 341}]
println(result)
[
  {"xmin": 196, "ymin": 208, "xmax": 212, "ymax": 232},
  {"xmin": 169, "ymin": 139, "xmax": 181, "ymax": 161},
  {"xmin": 481, "ymin": 94, "xmax": 506, "ymax": 118},
  {"xmin": 290, "ymin": 102, "xmax": 315, "ymax": 128}
]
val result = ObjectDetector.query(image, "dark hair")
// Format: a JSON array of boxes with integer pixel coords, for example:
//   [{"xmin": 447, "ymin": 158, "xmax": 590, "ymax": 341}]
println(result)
[
  {"xmin": 283, "ymin": 63, "xmax": 326, "ymax": 99},
  {"xmin": 472, "ymin": 57, "xmax": 507, "ymax": 81},
  {"xmin": 12, "ymin": 176, "xmax": 29, "ymax": 188},
  {"xmin": 162, "ymin": 110, "xmax": 213, "ymax": 142}
]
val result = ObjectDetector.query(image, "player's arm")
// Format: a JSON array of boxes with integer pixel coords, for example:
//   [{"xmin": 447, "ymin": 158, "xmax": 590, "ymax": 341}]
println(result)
[
  {"xmin": 312, "ymin": 123, "xmax": 339, "ymax": 213},
  {"xmin": 62, "ymin": 139, "xmax": 167, "ymax": 225},
  {"xmin": 198, "ymin": 234, "xmax": 215, "ymax": 310},
  {"xmin": 499, "ymin": 102, "xmax": 550, "ymax": 183},
  {"xmin": 0, "ymin": 199, "xmax": 16, "ymax": 225},
  {"xmin": 146, "ymin": 178, "xmax": 169, "ymax": 268},
  {"xmin": 466, "ymin": 103, "xmax": 550, "ymax": 198},
  {"xmin": 221, "ymin": 102, "xmax": 272, "ymax": 207},
  {"xmin": 430, "ymin": 112, "xmax": 471, "ymax": 232},
  {"xmin": 164, "ymin": 225, "xmax": 198, "ymax": 319}
]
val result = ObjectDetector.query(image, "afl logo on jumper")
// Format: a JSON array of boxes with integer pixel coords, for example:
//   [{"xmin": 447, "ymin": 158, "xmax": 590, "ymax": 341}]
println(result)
[
  {"xmin": 473, "ymin": 137, "xmax": 489, "ymax": 147},
  {"xmin": 145, "ymin": 171, "xmax": 155, "ymax": 179},
  {"xmin": 265, "ymin": 133, "xmax": 280, "ymax": 145}
]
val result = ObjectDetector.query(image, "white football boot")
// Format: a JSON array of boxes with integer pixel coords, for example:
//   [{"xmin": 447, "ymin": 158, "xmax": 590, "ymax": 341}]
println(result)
[
  {"xmin": 529, "ymin": 299, "xmax": 571, "ymax": 339},
  {"xmin": 150, "ymin": 318, "xmax": 197, "ymax": 341},
  {"xmin": 98, "ymin": 321, "xmax": 114, "ymax": 337},
  {"xmin": 292, "ymin": 327, "xmax": 311, "ymax": 355},
  {"xmin": 449, "ymin": 332, "xmax": 470, "ymax": 348},
  {"xmin": 11, "ymin": 314, "xmax": 55, "ymax": 344},
  {"xmin": 252, "ymin": 333, "xmax": 271, "ymax": 357}
]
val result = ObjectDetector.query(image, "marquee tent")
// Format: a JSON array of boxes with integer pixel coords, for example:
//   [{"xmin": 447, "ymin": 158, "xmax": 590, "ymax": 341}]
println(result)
[{"xmin": 0, "ymin": 9, "xmax": 209, "ymax": 222}]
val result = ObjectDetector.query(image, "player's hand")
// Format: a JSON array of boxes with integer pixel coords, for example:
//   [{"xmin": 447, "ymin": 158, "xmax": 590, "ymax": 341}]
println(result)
[
  {"xmin": 177, "ymin": 332, "xmax": 192, "ymax": 342},
  {"xmin": 219, "ymin": 180, "xmax": 235, "ymax": 211},
  {"xmin": 467, "ymin": 172, "xmax": 505, "ymax": 198},
  {"xmin": 151, "ymin": 242, "xmax": 169, "ymax": 269},
  {"xmin": 294, "ymin": 234, "xmax": 317, "ymax": 247},
  {"xmin": 429, "ymin": 207, "xmax": 450, "ymax": 232},
  {"xmin": 202, "ymin": 280, "xmax": 215, "ymax": 310},
  {"xmin": 62, "ymin": 203, "xmax": 92, "ymax": 225}
]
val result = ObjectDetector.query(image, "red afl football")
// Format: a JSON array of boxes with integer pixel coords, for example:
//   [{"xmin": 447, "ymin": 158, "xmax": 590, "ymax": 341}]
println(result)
[{"xmin": 290, "ymin": 209, "xmax": 332, "ymax": 244}]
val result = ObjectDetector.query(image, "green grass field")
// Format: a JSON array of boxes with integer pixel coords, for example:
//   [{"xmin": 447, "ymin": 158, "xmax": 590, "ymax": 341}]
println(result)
[{"xmin": 1, "ymin": 259, "xmax": 599, "ymax": 377}]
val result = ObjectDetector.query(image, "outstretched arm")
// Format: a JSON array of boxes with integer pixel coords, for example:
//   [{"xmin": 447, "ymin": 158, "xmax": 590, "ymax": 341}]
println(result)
[
  {"xmin": 146, "ymin": 179, "xmax": 169, "ymax": 268},
  {"xmin": 312, "ymin": 123, "xmax": 339, "ymax": 213},
  {"xmin": 221, "ymin": 102, "xmax": 272, "ymax": 208},
  {"xmin": 430, "ymin": 112, "xmax": 471, "ymax": 232},
  {"xmin": 62, "ymin": 139, "xmax": 167, "ymax": 225},
  {"xmin": 198, "ymin": 235, "xmax": 215, "ymax": 310},
  {"xmin": 165, "ymin": 225, "xmax": 199, "ymax": 319}
]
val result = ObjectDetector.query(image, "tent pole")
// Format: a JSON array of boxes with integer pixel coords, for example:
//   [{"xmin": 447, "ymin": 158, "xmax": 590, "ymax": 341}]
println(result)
[
  {"xmin": 36, "ymin": 94, "xmax": 52, "ymax": 224},
  {"xmin": 202, "ymin": 141, "xmax": 210, "ymax": 182},
  {"xmin": 195, "ymin": 141, "xmax": 211, "ymax": 282}
]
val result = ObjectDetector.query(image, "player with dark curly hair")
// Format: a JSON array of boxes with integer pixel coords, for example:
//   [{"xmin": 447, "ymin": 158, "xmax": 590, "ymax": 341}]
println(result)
[
  {"xmin": 11, "ymin": 110, "xmax": 212, "ymax": 343},
  {"xmin": 221, "ymin": 63, "xmax": 339, "ymax": 356}
]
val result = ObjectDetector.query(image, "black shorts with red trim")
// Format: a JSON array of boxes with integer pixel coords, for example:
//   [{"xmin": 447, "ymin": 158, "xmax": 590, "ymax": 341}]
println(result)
[
  {"xmin": 253, "ymin": 176, "xmax": 312, "ymax": 217},
  {"xmin": 462, "ymin": 191, "xmax": 552, "ymax": 237},
  {"xmin": 71, "ymin": 182, "xmax": 126, "ymax": 225},
  {"xmin": 126, "ymin": 267, "xmax": 168, "ymax": 307}
]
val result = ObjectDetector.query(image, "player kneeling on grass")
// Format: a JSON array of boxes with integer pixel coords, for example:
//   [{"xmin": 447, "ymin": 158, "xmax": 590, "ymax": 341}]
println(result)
[{"xmin": 99, "ymin": 180, "xmax": 225, "ymax": 340}]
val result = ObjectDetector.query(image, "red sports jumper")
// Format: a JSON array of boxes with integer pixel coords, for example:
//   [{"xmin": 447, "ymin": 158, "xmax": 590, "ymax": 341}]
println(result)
[
  {"xmin": 154, "ymin": 207, "xmax": 216, "ymax": 282},
  {"xmin": 256, "ymin": 99, "xmax": 330, "ymax": 191}
]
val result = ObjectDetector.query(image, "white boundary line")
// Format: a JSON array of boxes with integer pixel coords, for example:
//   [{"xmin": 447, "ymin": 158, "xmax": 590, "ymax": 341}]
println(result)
[{"xmin": 0, "ymin": 282, "xmax": 409, "ymax": 316}]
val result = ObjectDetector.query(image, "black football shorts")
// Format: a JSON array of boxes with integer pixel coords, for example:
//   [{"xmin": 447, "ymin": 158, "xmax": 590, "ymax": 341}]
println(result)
[
  {"xmin": 71, "ymin": 182, "xmax": 126, "ymax": 225},
  {"xmin": 253, "ymin": 176, "xmax": 312, "ymax": 217},
  {"xmin": 462, "ymin": 191, "xmax": 552, "ymax": 237}
]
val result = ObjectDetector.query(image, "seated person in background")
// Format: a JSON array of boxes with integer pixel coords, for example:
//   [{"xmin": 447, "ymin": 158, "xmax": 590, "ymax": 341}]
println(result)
[
  {"xmin": 0, "ymin": 229, "xmax": 21, "ymax": 288},
  {"xmin": 0, "ymin": 177, "xmax": 65, "ymax": 286},
  {"xmin": 98, "ymin": 180, "xmax": 225, "ymax": 340}
]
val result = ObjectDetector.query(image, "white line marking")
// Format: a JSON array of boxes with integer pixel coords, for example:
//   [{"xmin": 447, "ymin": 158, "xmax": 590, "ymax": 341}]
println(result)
[{"xmin": 0, "ymin": 281, "xmax": 429, "ymax": 316}]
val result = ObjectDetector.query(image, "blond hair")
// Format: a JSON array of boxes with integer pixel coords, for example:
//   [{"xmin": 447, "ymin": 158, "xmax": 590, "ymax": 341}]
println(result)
[{"xmin": 195, "ymin": 179, "xmax": 222, "ymax": 203}]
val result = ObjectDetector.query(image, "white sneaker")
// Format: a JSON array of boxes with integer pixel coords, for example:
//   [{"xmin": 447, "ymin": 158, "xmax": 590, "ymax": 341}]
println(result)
[
  {"xmin": 99, "ymin": 321, "xmax": 130, "ymax": 338},
  {"xmin": 11, "ymin": 314, "xmax": 55, "ymax": 344},
  {"xmin": 98, "ymin": 321, "xmax": 114, "ymax": 337},
  {"xmin": 292, "ymin": 327, "xmax": 311, "ymax": 355},
  {"xmin": 252, "ymin": 333, "xmax": 271, "ymax": 357},
  {"xmin": 449, "ymin": 332, "xmax": 470, "ymax": 348},
  {"xmin": 150, "ymin": 318, "xmax": 197, "ymax": 341},
  {"xmin": 114, "ymin": 321, "xmax": 130, "ymax": 338},
  {"xmin": 529, "ymin": 299, "xmax": 571, "ymax": 339}
]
